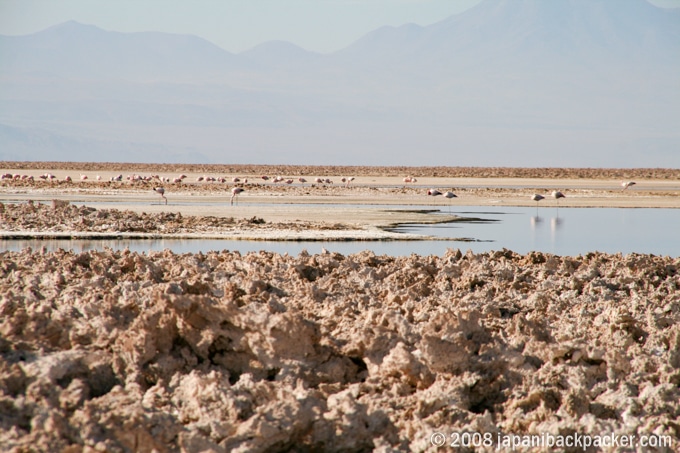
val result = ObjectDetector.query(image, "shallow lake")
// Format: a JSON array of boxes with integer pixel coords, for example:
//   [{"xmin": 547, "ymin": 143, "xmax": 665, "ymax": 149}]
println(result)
[{"xmin": 2, "ymin": 205, "xmax": 678, "ymax": 257}]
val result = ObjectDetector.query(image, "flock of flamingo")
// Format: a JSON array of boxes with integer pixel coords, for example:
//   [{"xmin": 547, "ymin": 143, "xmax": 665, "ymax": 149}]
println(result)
[
  {"xmin": 143, "ymin": 173, "xmax": 355, "ymax": 206},
  {"xmin": 1, "ymin": 171, "xmax": 638, "ymax": 210},
  {"xmin": 150, "ymin": 177, "xmax": 636, "ymax": 209}
]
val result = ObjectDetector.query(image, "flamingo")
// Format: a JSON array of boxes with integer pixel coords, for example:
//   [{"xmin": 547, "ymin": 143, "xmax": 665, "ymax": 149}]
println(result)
[
  {"xmin": 298, "ymin": 178, "xmax": 307, "ymax": 184},
  {"xmin": 231, "ymin": 187, "xmax": 244, "ymax": 205},
  {"xmin": 531, "ymin": 193, "xmax": 545, "ymax": 214},
  {"xmin": 153, "ymin": 187, "xmax": 167, "ymax": 205},
  {"xmin": 341, "ymin": 177, "xmax": 355, "ymax": 187},
  {"xmin": 427, "ymin": 189, "xmax": 442, "ymax": 207},
  {"xmin": 621, "ymin": 181, "xmax": 636, "ymax": 190},
  {"xmin": 443, "ymin": 191, "xmax": 457, "ymax": 212},
  {"xmin": 531, "ymin": 194, "xmax": 545, "ymax": 205},
  {"xmin": 551, "ymin": 190, "xmax": 565, "ymax": 204},
  {"xmin": 551, "ymin": 190, "xmax": 566, "ymax": 215}
]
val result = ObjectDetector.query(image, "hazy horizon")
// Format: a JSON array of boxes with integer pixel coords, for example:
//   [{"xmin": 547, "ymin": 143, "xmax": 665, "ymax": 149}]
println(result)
[{"xmin": 1, "ymin": 0, "xmax": 679, "ymax": 168}]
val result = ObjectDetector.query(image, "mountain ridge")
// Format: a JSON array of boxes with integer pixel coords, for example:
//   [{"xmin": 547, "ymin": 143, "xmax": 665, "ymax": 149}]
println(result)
[
  {"xmin": 0, "ymin": 0, "xmax": 678, "ymax": 166},
  {"xmin": 0, "ymin": 20, "xmax": 249, "ymax": 81}
]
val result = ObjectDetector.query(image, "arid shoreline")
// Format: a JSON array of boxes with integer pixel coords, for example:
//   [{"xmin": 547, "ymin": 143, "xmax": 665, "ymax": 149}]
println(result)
[
  {"xmin": 2, "ymin": 164, "xmax": 679, "ymax": 243},
  {"xmin": 1, "ymin": 163, "xmax": 679, "ymax": 451}
]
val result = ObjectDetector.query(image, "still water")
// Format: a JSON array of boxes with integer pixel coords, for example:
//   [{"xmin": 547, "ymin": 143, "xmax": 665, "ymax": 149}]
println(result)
[
  {"xmin": 398, "ymin": 206, "xmax": 679, "ymax": 256},
  {"xmin": 2, "ymin": 206, "xmax": 678, "ymax": 257}
]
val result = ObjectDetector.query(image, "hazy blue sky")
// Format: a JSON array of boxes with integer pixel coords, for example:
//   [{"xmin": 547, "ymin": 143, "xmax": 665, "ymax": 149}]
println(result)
[{"xmin": 1, "ymin": 0, "xmax": 679, "ymax": 53}]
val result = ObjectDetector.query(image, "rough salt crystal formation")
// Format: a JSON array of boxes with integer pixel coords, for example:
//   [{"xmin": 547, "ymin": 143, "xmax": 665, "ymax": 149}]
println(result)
[
  {"xmin": 0, "ymin": 248, "xmax": 678, "ymax": 451},
  {"xmin": 0, "ymin": 201, "xmax": 350, "ymax": 235}
]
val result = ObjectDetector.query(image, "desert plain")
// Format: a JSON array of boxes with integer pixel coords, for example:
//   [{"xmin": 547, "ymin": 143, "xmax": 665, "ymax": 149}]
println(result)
[{"xmin": 1, "ymin": 163, "xmax": 679, "ymax": 452}]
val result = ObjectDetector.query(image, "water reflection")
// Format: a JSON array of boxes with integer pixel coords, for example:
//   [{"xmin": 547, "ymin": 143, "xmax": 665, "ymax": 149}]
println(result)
[
  {"xmin": 550, "ymin": 216, "xmax": 564, "ymax": 232},
  {"xmin": 530, "ymin": 215, "xmax": 543, "ymax": 228},
  {"xmin": 543, "ymin": 215, "xmax": 564, "ymax": 249}
]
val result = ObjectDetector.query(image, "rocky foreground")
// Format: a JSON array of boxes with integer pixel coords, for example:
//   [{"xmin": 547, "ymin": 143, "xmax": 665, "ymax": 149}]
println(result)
[{"xmin": 1, "ymin": 247, "xmax": 678, "ymax": 452}]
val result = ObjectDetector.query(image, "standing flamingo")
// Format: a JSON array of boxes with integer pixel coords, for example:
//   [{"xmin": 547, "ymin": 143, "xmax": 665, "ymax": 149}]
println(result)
[
  {"xmin": 231, "ymin": 187, "xmax": 244, "ymax": 205},
  {"xmin": 153, "ymin": 187, "xmax": 167, "ymax": 205},
  {"xmin": 551, "ymin": 190, "xmax": 565, "ymax": 215},
  {"xmin": 427, "ymin": 189, "xmax": 442, "ymax": 208},
  {"xmin": 531, "ymin": 194, "xmax": 545, "ymax": 204},
  {"xmin": 551, "ymin": 190, "xmax": 565, "ymax": 203},
  {"xmin": 621, "ymin": 181, "xmax": 636, "ymax": 190},
  {"xmin": 341, "ymin": 177, "xmax": 355, "ymax": 188},
  {"xmin": 531, "ymin": 194, "xmax": 545, "ymax": 214},
  {"xmin": 443, "ymin": 191, "xmax": 457, "ymax": 212}
]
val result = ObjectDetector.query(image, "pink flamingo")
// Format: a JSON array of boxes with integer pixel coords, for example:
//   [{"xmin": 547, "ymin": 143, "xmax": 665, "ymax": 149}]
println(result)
[
  {"xmin": 231, "ymin": 187, "xmax": 244, "ymax": 205},
  {"xmin": 153, "ymin": 187, "xmax": 167, "ymax": 205},
  {"xmin": 443, "ymin": 191, "xmax": 457, "ymax": 212}
]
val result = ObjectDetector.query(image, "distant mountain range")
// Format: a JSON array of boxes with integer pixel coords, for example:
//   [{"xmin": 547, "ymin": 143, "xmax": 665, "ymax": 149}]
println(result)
[{"xmin": 1, "ymin": 0, "xmax": 678, "ymax": 166}]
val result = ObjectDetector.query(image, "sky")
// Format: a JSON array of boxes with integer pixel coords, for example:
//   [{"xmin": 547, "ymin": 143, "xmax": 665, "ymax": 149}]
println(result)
[{"xmin": 1, "ymin": 0, "xmax": 678, "ymax": 54}]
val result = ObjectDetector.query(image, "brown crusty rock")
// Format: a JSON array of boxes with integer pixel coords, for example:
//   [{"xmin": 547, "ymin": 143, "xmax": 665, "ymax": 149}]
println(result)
[{"xmin": 0, "ymin": 248, "xmax": 678, "ymax": 451}]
